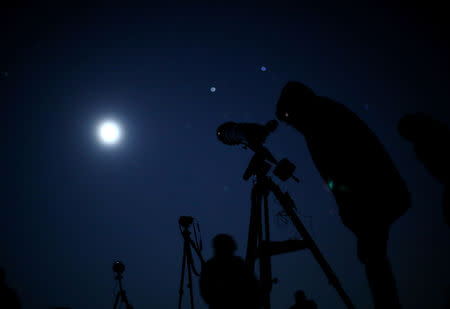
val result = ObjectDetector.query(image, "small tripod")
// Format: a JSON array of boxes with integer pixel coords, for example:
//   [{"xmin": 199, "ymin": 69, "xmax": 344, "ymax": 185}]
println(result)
[
  {"xmin": 177, "ymin": 216, "xmax": 205, "ymax": 309},
  {"xmin": 112, "ymin": 261, "xmax": 134, "ymax": 309},
  {"xmin": 244, "ymin": 150, "xmax": 356, "ymax": 309}
]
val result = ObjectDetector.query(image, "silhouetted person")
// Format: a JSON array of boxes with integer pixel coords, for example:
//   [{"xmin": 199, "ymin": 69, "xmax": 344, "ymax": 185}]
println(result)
[
  {"xmin": 276, "ymin": 82, "xmax": 411, "ymax": 309},
  {"xmin": 289, "ymin": 290, "xmax": 317, "ymax": 309},
  {"xmin": 0, "ymin": 268, "xmax": 21, "ymax": 309},
  {"xmin": 200, "ymin": 234, "xmax": 263, "ymax": 309},
  {"xmin": 398, "ymin": 112, "xmax": 450, "ymax": 226}
]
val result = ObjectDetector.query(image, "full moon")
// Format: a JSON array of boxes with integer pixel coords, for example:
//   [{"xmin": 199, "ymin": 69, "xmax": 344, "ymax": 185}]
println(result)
[{"xmin": 97, "ymin": 120, "xmax": 122, "ymax": 146}]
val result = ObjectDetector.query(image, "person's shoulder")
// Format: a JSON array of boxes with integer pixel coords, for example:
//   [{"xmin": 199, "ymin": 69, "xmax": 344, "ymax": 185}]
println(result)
[
  {"xmin": 316, "ymin": 96, "xmax": 344, "ymax": 108},
  {"xmin": 202, "ymin": 257, "xmax": 218, "ymax": 271},
  {"xmin": 315, "ymin": 96, "xmax": 364, "ymax": 128},
  {"xmin": 229, "ymin": 256, "xmax": 247, "ymax": 267}
]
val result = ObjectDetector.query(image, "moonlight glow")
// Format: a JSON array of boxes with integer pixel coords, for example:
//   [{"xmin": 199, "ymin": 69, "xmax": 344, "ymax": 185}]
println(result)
[{"xmin": 97, "ymin": 120, "xmax": 122, "ymax": 146}]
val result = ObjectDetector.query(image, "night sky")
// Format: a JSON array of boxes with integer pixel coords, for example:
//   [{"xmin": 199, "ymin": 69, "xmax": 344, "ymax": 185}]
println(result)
[{"xmin": 1, "ymin": 3, "xmax": 450, "ymax": 309}]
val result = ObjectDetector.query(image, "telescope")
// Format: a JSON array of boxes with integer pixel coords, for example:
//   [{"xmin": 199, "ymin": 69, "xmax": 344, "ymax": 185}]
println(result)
[
  {"xmin": 216, "ymin": 120, "xmax": 299, "ymax": 182},
  {"xmin": 216, "ymin": 119, "xmax": 355, "ymax": 309},
  {"xmin": 216, "ymin": 120, "xmax": 278, "ymax": 149}
]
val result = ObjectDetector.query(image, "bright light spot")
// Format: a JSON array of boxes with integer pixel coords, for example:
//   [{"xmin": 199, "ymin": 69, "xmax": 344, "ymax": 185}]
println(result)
[
  {"xmin": 210, "ymin": 87, "xmax": 216, "ymax": 92},
  {"xmin": 328, "ymin": 180, "xmax": 334, "ymax": 190},
  {"xmin": 97, "ymin": 120, "xmax": 122, "ymax": 146},
  {"xmin": 261, "ymin": 66, "xmax": 267, "ymax": 71},
  {"xmin": 284, "ymin": 112, "xmax": 289, "ymax": 118}
]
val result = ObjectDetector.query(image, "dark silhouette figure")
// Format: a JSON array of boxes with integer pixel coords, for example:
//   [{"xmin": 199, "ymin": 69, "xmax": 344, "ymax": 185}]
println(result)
[
  {"xmin": 276, "ymin": 81, "xmax": 411, "ymax": 309},
  {"xmin": 199, "ymin": 234, "xmax": 263, "ymax": 309},
  {"xmin": 0, "ymin": 268, "xmax": 22, "ymax": 309},
  {"xmin": 398, "ymin": 112, "xmax": 450, "ymax": 226},
  {"xmin": 289, "ymin": 290, "xmax": 317, "ymax": 309}
]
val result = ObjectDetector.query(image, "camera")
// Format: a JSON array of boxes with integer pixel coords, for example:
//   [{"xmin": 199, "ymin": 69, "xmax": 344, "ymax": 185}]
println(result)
[
  {"xmin": 178, "ymin": 216, "xmax": 194, "ymax": 228},
  {"xmin": 112, "ymin": 261, "xmax": 125, "ymax": 274}
]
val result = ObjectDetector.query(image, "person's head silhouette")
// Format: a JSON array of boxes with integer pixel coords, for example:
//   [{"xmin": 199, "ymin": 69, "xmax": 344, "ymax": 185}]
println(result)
[
  {"xmin": 213, "ymin": 234, "xmax": 237, "ymax": 257},
  {"xmin": 276, "ymin": 81, "xmax": 318, "ymax": 133},
  {"xmin": 294, "ymin": 290, "xmax": 306, "ymax": 304}
]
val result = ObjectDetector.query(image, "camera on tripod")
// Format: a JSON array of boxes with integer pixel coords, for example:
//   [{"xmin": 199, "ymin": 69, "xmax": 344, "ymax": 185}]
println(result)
[
  {"xmin": 111, "ymin": 261, "xmax": 134, "ymax": 309},
  {"xmin": 178, "ymin": 216, "xmax": 194, "ymax": 229},
  {"xmin": 177, "ymin": 216, "xmax": 205, "ymax": 309}
]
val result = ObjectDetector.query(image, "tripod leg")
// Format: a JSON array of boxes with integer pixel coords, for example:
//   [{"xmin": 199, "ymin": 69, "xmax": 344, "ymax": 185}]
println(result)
[
  {"xmin": 186, "ymin": 245, "xmax": 195, "ymax": 309},
  {"xmin": 178, "ymin": 246, "xmax": 187, "ymax": 309},
  {"xmin": 246, "ymin": 184, "xmax": 262, "ymax": 271},
  {"xmin": 113, "ymin": 291, "xmax": 121, "ymax": 309},
  {"xmin": 269, "ymin": 180, "xmax": 356, "ymax": 309},
  {"xmin": 260, "ymin": 192, "xmax": 272, "ymax": 309}
]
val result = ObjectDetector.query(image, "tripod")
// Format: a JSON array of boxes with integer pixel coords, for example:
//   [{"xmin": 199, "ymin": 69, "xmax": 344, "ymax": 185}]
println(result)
[
  {"xmin": 177, "ymin": 217, "xmax": 205, "ymax": 309},
  {"xmin": 112, "ymin": 262, "xmax": 134, "ymax": 309},
  {"xmin": 244, "ymin": 152, "xmax": 356, "ymax": 309}
]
